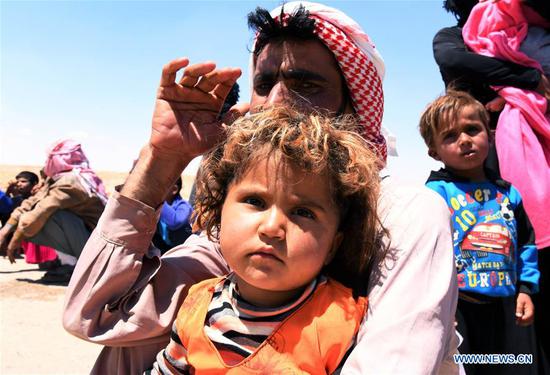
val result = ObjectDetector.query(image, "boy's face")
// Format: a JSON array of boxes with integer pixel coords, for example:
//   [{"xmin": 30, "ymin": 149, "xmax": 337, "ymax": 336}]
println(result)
[
  {"xmin": 219, "ymin": 154, "xmax": 342, "ymax": 307},
  {"xmin": 429, "ymin": 105, "xmax": 489, "ymax": 181}
]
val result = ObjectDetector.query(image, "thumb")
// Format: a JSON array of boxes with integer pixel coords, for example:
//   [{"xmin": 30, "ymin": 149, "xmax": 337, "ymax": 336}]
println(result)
[{"xmin": 221, "ymin": 102, "xmax": 250, "ymax": 126}]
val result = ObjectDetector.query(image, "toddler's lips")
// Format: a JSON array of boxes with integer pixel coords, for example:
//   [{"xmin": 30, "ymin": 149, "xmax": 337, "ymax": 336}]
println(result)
[{"xmin": 249, "ymin": 248, "xmax": 282, "ymax": 262}]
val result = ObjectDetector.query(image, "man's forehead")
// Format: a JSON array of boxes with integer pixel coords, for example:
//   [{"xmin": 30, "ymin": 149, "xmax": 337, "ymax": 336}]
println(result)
[{"xmin": 253, "ymin": 39, "xmax": 340, "ymax": 73}]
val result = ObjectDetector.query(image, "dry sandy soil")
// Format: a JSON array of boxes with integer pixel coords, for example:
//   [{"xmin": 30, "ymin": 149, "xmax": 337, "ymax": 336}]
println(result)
[{"xmin": 0, "ymin": 257, "xmax": 102, "ymax": 374}]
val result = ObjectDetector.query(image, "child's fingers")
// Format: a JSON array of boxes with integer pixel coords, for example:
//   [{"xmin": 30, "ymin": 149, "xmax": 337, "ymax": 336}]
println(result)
[
  {"xmin": 515, "ymin": 299, "xmax": 525, "ymax": 318},
  {"xmin": 518, "ymin": 303, "xmax": 535, "ymax": 326}
]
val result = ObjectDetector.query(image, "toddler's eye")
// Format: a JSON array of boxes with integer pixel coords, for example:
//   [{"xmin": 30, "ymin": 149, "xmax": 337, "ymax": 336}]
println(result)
[
  {"xmin": 466, "ymin": 125, "xmax": 482, "ymax": 135},
  {"xmin": 443, "ymin": 132, "xmax": 456, "ymax": 141},
  {"xmin": 293, "ymin": 207, "xmax": 315, "ymax": 219},
  {"xmin": 244, "ymin": 197, "xmax": 264, "ymax": 208}
]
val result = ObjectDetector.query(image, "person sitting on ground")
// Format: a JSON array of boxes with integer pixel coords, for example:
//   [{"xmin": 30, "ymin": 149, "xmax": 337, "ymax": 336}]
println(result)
[
  {"xmin": 0, "ymin": 171, "xmax": 39, "ymax": 257},
  {"xmin": 419, "ymin": 90, "xmax": 540, "ymax": 375},
  {"xmin": 0, "ymin": 139, "xmax": 107, "ymax": 284},
  {"xmin": 63, "ymin": 3, "xmax": 458, "ymax": 373},
  {"xmin": 152, "ymin": 107, "xmax": 382, "ymax": 373},
  {"xmin": 0, "ymin": 171, "xmax": 39, "ymax": 225},
  {"xmin": 152, "ymin": 176, "xmax": 193, "ymax": 254}
]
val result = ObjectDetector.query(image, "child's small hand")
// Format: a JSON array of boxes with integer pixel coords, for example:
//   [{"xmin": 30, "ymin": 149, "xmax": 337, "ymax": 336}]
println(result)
[
  {"xmin": 485, "ymin": 96, "xmax": 506, "ymax": 112},
  {"xmin": 515, "ymin": 292, "xmax": 534, "ymax": 326}
]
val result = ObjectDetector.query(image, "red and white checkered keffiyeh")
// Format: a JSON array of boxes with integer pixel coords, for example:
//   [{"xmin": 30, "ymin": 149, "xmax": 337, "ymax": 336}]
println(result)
[{"xmin": 256, "ymin": 1, "xmax": 387, "ymax": 161}]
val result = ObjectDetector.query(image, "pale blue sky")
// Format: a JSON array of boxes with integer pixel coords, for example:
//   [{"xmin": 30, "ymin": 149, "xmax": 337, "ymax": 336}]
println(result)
[{"xmin": 1, "ymin": 0, "xmax": 456, "ymax": 185}]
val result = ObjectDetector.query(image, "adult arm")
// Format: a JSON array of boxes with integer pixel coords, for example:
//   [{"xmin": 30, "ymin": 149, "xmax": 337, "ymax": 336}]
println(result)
[
  {"xmin": 342, "ymin": 181, "xmax": 458, "ymax": 375},
  {"xmin": 433, "ymin": 26, "xmax": 542, "ymax": 90},
  {"xmin": 62, "ymin": 193, "xmax": 229, "ymax": 346},
  {"xmin": 160, "ymin": 198, "xmax": 193, "ymax": 230}
]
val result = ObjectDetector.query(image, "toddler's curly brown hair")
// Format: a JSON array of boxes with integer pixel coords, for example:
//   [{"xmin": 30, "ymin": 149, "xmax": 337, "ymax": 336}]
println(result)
[{"xmin": 193, "ymin": 107, "xmax": 385, "ymax": 293}]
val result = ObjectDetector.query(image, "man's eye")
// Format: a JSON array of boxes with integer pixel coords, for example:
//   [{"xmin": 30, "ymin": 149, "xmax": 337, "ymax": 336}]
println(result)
[
  {"xmin": 254, "ymin": 81, "xmax": 273, "ymax": 95},
  {"xmin": 293, "ymin": 81, "xmax": 319, "ymax": 92},
  {"xmin": 293, "ymin": 207, "xmax": 315, "ymax": 219},
  {"xmin": 244, "ymin": 197, "xmax": 264, "ymax": 208}
]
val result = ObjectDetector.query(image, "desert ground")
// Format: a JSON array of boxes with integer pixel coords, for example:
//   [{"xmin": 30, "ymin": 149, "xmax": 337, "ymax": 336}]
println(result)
[
  {"xmin": 0, "ymin": 164, "xmax": 195, "ymax": 373},
  {"xmin": 0, "ymin": 257, "xmax": 102, "ymax": 374}
]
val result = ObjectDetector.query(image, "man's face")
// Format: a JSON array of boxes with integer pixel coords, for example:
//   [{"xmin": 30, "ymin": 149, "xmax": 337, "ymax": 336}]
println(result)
[
  {"xmin": 250, "ymin": 39, "xmax": 353, "ymax": 115},
  {"xmin": 16, "ymin": 177, "xmax": 34, "ymax": 196}
]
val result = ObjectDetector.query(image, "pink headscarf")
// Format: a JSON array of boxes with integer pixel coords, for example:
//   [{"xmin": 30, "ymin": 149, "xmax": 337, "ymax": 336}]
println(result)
[
  {"xmin": 251, "ymin": 1, "xmax": 388, "ymax": 162},
  {"xmin": 44, "ymin": 139, "xmax": 108, "ymax": 203}
]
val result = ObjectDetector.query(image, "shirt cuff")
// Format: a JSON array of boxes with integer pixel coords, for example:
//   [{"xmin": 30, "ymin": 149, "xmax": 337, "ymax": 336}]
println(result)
[{"xmin": 518, "ymin": 282, "xmax": 536, "ymax": 295}]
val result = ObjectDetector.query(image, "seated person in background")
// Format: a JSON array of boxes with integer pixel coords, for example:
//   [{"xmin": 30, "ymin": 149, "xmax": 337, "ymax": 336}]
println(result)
[
  {"xmin": 419, "ymin": 91, "xmax": 540, "ymax": 375},
  {"xmin": 0, "ymin": 139, "xmax": 107, "ymax": 283},
  {"xmin": 0, "ymin": 171, "xmax": 39, "ymax": 257},
  {"xmin": 0, "ymin": 171, "xmax": 39, "ymax": 225},
  {"xmin": 152, "ymin": 107, "xmax": 381, "ymax": 374},
  {"xmin": 152, "ymin": 176, "xmax": 193, "ymax": 254}
]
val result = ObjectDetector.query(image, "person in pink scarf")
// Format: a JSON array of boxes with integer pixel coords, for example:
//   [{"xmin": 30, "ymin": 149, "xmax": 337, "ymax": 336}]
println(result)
[
  {"xmin": 463, "ymin": 1, "xmax": 550, "ymax": 372},
  {"xmin": 63, "ymin": 3, "xmax": 458, "ymax": 373},
  {"xmin": 0, "ymin": 139, "xmax": 106, "ymax": 284}
]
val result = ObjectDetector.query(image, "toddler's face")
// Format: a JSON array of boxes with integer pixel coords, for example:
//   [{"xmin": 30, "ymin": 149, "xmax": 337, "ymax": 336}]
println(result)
[
  {"xmin": 430, "ymin": 105, "xmax": 489, "ymax": 180},
  {"xmin": 219, "ymin": 155, "xmax": 342, "ymax": 307}
]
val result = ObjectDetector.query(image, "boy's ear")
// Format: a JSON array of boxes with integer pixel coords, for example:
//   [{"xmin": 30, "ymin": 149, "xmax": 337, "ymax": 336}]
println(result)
[
  {"xmin": 325, "ymin": 232, "xmax": 343, "ymax": 266},
  {"xmin": 428, "ymin": 148, "xmax": 441, "ymax": 161}
]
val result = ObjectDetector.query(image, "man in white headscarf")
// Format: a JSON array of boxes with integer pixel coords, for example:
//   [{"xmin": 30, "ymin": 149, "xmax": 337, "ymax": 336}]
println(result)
[{"xmin": 63, "ymin": 3, "xmax": 457, "ymax": 373}]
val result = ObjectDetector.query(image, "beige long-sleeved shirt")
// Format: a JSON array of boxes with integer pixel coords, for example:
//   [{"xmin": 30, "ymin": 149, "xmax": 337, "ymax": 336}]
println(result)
[{"xmin": 63, "ymin": 178, "xmax": 459, "ymax": 374}]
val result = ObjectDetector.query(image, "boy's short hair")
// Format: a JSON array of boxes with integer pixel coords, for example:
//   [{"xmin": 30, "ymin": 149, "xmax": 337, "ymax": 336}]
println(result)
[
  {"xmin": 193, "ymin": 107, "xmax": 386, "ymax": 293},
  {"xmin": 16, "ymin": 171, "xmax": 39, "ymax": 186},
  {"xmin": 419, "ymin": 90, "xmax": 490, "ymax": 149}
]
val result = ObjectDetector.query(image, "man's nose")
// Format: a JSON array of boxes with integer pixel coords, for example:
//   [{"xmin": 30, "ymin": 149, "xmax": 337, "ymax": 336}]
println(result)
[
  {"xmin": 258, "ymin": 206, "xmax": 286, "ymax": 240},
  {"xmin": 264, "ymin": 82, "xmax": 292, "ymax": 107}
]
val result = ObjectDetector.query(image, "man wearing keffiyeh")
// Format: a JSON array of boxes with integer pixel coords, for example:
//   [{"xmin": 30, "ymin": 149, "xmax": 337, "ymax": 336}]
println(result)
[{"xmin": 64, "ymin": 2, "xmax": 458, "ymax": 373}]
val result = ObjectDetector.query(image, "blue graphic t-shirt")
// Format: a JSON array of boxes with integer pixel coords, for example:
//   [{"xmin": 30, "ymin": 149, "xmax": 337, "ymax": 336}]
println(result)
[{"xmin": 426, "ymin": 169, "xmax": 539, "ymax": 297}]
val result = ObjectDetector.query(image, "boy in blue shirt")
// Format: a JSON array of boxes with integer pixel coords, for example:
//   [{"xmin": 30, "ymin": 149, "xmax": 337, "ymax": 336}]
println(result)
[{"xmin": 419, "ymin": 91, "xmax": 539, "ymax": 374}]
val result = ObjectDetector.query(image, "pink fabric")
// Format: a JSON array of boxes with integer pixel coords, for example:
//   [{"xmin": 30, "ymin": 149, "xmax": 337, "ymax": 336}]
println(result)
[
  {"xmin": 463, "ymin": 0, "xmax": 550, "ymax": 248},
  {"xmin": 44, "ymin": 139, "xmax": 108, "ymax": 203},
  {"xmin": 22, "ymin": 240, "xmax": 57, "ymax": 264}
]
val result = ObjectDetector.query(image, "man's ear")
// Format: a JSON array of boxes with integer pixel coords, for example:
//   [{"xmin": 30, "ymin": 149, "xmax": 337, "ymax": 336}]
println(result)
[
  {"xmin": 325, "ymin": 232, "xmax": 343, "ymax": 265},
  {"xmin": 428, "ymin": 148, "xmax": 441, "ymax": 161}
]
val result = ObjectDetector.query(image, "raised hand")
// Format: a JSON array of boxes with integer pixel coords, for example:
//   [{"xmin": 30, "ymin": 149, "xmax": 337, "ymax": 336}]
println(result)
[
  {"xmin": 121, "ymin": 58, "xmax": 247, "ymax": 208},
  {"xmin": 150, "ymin": 58, "xmax": 243, "ymax": 163}
]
